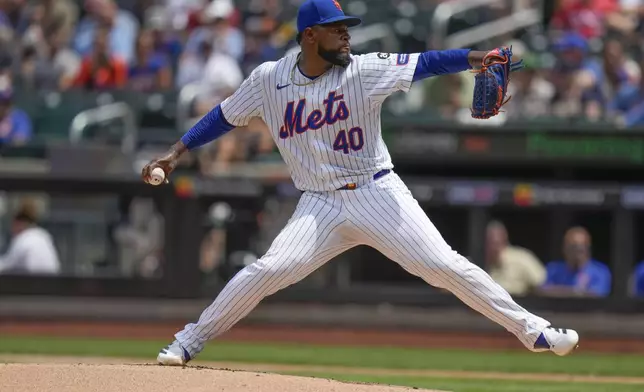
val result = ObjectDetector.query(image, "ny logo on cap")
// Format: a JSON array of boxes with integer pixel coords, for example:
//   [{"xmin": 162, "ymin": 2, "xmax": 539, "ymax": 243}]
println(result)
[{"xmin": 333, "ymin": 0, "xmax": 342, "ymax": 10}]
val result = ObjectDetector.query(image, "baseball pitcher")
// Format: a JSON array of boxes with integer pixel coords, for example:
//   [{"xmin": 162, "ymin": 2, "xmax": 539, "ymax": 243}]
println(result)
[{"xmin": 142, "ymin": 0, "xmax": 579, "ymax": 365}]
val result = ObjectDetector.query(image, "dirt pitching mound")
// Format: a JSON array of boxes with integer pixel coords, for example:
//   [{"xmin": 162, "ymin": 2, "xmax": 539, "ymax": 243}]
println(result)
[{"xmin": 0, "ymin": 363, "xmax": 447, "ymax": 392}]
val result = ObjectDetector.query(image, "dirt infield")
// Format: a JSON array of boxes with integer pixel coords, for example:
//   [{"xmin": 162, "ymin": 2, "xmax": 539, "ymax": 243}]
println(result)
[
  {"xmin": 3, "ymin": 320, "xmax": 644, "ymax": 353},
  {"xmin": 3, "ymin": 355, "xmax": 644, "ymax": 387},
  {"xmin": 0, "ymin": 362, "xmax": 447, "ymax": 392}
]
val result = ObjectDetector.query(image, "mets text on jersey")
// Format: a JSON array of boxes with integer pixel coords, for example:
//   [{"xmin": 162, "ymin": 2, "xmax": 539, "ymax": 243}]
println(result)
[{"xmin": 279, "ymin": 91, "xmax": 350, "ymax": 139}]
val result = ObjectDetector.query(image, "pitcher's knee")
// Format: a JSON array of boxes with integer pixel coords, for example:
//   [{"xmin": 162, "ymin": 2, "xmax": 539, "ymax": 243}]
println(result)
[
  {"xmin": 240, "ymin": 258, "xmax": 299, "ymax": 289},
  {"xmin": 244, "ymin": 259, "xmax": 286, "ymax": 278},
  {"xmin": 415, "ymin": 252, "xmax": 476, "ymax": 287}
]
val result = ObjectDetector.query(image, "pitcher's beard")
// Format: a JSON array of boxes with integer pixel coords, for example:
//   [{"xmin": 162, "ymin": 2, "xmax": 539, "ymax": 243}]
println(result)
[{"xmin": 318, "ymin": 46, "xmax": 351, "ymax": 67}]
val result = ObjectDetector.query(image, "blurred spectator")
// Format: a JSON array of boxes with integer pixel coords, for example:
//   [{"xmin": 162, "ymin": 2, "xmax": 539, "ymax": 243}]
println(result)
[
  {"xmin": 74, "ymin": 0, "xmax": 139, "ymax": 64},
  {"xmin": 200, "ymin": 226, "xmax": 226, "ymax": 277},
  {"xmin": 0, "ymin": 200, "xmax": 60, "ymax": 275},
  {"xmin": 20, "ymin": 17, "xmax": 81, "ymax": 91},
  {"xmin": 112, "ymin": 197, "xmax": 164, "ymax": 278},
  {"xmin": 164, "ymin": 0, "xmax": 208, "ymax": 31},
  {"xmin": 188, "ymin": 49, "xmax": 245, "ymax": 173},
  {"xmin": 485, "ymin": 221, "xmax": 546, "ymax": 296},
  {"xmin": 631, "ymin": 260, "xmax": 644, "ymax": 296},
  {"xmin": 41, "ymin": 0, "xmax": 79, "ymax": 38},
  {"xmin": 549, "ymin": 32, "xmax": 592, "ymax": 118},
  {"xmin": 505, "ymin": 53, "xmax": 556, "ymax": 120},
  {"xmin": 74, "ymin": 24, "xmax": 128, "ymax": 90},
  {"xmin": 573, "ymin": 38, "xmax": 640, "ymax": 121},
  {"xmin": 0, "ymin": 0, "xmax": 29, "ymax": 36},
  {"xmin": 541, "ymin": 226, "xmax": 612, "ymax": 297},
  {"xmin": 176, "ymin": 39, "xmax": 212, "ymax": 89},
  {"xmin": 184, "ymin": 0, "xmax": 245, "ymax": 62},
  {"xmin": 241, "ymin": 33, "xmax": 280, "ymax": 77},
  {"xmin": 118, "ymin": 0, "xmax": 156, "ymax": 24},
  {"xmin": 177, "ymin": 43, "xmax": 243, "ymax": 116},
  {"xmin": 0, "ymin": 77, "xmax": 32, "ymax": 145},
  {"xmin": 607, "ymin": 55, "xmax": 644, "ymax": 127},
  {"xmin": 20, "ymin": 1, "xmax": 45, "ymax": 52},
  {"xmin": 550, "ymin": 0, "xmax": 617, "ymax": 39},
  {"xmin": 143, "ymin": 5, "xmax": 183, "ymax": 67},
  {"xmin": 240, "ymin": 8, "xmax": 283, "ymax": 75},
  {"xmin": 604, "ymin": 0, "xmax": 644, "ymax": 48},
  {"xmin": 128, "ymin": 29, "xmax": 172, "ymax": 92},
  {"xmin": 424, "ymin": 73, "xmax": 468, "ymax": 119},
  {"xmin": 199, "ymin": 202, "xmax": 232, "ymax": 278},
  {"xmin": 196, "ymin": 51, "xmax": 244, "ymax": 114}
]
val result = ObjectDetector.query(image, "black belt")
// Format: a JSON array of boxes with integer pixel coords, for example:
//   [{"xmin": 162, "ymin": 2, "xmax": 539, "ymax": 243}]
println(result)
[{"xmin": 337, "ymin": 169, "xmax": 391, "ymax": 190}]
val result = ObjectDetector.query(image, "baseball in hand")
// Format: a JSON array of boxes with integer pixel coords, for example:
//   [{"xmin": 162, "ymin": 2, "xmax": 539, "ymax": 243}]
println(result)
[{"xmin": 149, "ymin": 167, "xmax": 166, "ymax": 186}]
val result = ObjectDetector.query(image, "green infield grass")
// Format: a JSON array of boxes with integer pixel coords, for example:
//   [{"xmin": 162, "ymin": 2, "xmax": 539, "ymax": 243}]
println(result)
[{"xmin": 2, "ymin": 335, "xmax": 643, "ymax": 392}]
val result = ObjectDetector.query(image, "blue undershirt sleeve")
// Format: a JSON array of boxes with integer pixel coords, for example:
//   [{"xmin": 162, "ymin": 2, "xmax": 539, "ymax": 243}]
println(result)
[
  {"xmin": 180, "ymin": 105, "xmax": 236, "ymax": 150},
  {"xmin": 412, "ymin": 49, "xmax": 472, "ymax": 82}
]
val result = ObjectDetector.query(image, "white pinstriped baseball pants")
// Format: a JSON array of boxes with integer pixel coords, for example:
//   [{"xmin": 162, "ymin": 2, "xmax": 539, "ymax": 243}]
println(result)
[{"xmin": 176, "ymin": 172, "xmax": 550, "ymax": 357}]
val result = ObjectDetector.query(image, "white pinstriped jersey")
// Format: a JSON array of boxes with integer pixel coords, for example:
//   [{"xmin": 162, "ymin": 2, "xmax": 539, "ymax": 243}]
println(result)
[
  {"xmin": 220, "ymin": 52, "xmax": 420, "ymax": 192},
  {"xmin": 176, "ymin": 53, "xmax": 557, "ymax": 361}
]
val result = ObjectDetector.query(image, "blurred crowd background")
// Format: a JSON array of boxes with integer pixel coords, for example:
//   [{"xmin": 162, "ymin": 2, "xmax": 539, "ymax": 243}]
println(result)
[
  {"xmin": 1, "ymin": 0, "xmax": 644, "ymax": 301},
  {"xmin": 0, "ymin": 1, "xmax": 644, "ymax": 151}
]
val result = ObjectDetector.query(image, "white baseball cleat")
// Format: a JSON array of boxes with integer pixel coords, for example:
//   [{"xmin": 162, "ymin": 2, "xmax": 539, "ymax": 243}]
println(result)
[
  {"xmin": 533, "ymin": 327, "xmax": 579, "ymax": 356},
  {"xmin": 157, "ymin": 340, "xmax": 191, "ymax": 366}
]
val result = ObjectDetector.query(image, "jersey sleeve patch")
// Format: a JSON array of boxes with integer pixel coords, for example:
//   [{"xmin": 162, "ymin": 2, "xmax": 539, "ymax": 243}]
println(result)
[{"xmin": 396, "ymin": 54, "xmax": 410, "ymax": 66}]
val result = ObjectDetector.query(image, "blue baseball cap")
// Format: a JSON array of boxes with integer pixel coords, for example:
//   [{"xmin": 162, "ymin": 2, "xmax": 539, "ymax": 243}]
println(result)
[
  {"xmin": 297, "ymin": 0, "xmax": 361, "ymax": 34},
  {"xmin": 552, "ymin": 32, "xmax": 588, "ymax": 52}
]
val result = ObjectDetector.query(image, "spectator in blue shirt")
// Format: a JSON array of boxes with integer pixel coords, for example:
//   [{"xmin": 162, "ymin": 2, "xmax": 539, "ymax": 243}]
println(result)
[
  {"xmin": 631, "ymin": 261, "xmax": 644, "ymax": 297},
  {"xmin": 73, "ymin": 0, "xmax": 139, "ymax": 64},
  {"xmin": 608, "ymin": 55, "xmax": 644, "ymax": 128},
  {"xmin": 540, "ymin": 227, "xmax": 612, "ymax": 297},
  {"xmin": 0, "ymin": 80, "xmax": 32, "ymax": 146},
  {"xmin": 573, "ymin": 38, "xmax": 640, "ymax": 121},
  {"xmin": 128, "ymin": 29, "xmax": 171, "ymax": 92}
]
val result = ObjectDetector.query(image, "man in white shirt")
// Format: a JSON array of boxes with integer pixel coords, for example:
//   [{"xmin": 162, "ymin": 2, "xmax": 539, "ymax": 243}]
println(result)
[{"xmin": 0, "ymin": 208, "xmax": 61, "ymax": 275}]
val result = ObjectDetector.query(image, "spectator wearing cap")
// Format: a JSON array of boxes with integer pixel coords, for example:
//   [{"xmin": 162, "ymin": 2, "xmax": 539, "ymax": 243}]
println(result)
[
  {"xmin": 485, "ymin": 221, "xmax": 546, "ymax": 296},
  {"xmin": 184, "ymin": 0, "xmax": 244, "ymax": 62},
  {"xmin": 74, "ymin": 0, "xmax": 139, "ymax": 64},
  {"xmin": 549, "ymin": 32, "xmax": 591, "ymax": 118},
  {"xmin": 0, "ymin": 78, "xmax": 32, "ymax": 146},
  {"xmin": 541, "ymin": 227, "xmax": 612, "ymax": 297},
  {"xmin": 74, "ymin": 24, "xmax": 128, "ymax": 90},
  {"xmin": 0, "ymin": 200, "xmax": 60, "ymax": 276},
  {"xmin": 128, "ymin": 29, "xmax": 172, "ymax": 92}
]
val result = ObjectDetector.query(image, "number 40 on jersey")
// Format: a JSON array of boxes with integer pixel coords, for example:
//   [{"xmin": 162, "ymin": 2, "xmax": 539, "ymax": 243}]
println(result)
[{"xmin": 333, "ymin": 127, "xmax": 364, "ymax": 154}]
